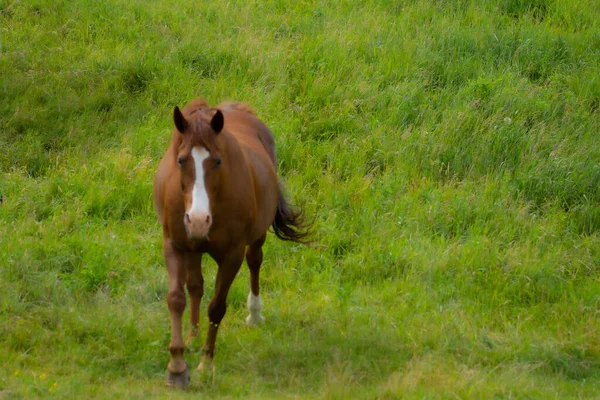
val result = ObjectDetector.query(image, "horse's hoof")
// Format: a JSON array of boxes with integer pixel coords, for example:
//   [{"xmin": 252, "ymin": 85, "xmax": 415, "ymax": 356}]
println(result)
[
  {"xmin": 197, "ymin": 356, "xmax": 214, "ymax": 373},
  {"xmin": 166, "ymin": 368, "xmax": 190, "ymax": 389},
  {"xmin": 246, "ymin": 313, "xmax": 265, "ymax": 326}
]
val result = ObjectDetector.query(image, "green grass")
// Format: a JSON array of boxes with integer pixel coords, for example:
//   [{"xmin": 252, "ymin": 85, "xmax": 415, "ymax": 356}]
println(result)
[{"xmin": 1, "ymin": 0, "xmax": 600, "ymax": 398}]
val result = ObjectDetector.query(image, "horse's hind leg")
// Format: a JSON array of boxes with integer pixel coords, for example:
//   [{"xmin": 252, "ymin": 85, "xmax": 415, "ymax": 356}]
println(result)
[
  {"xmin": 185, "ymin": 254, "xmax": 203, "ymax": 346},
  {"xmin": 245, "ymin": 234, "xmax": 266, "ymax": 326}
]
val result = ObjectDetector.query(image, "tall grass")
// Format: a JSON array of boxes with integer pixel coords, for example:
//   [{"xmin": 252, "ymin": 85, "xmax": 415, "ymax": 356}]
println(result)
[{"xmin": 1, "ymin": 0, "xmax": 599, "ymax": 397}]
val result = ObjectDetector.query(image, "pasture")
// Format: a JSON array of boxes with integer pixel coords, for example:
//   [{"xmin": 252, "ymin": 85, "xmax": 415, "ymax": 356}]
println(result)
[{"xmin": 1, "ymin": 0, "xmax": 600, "ymax": 398}]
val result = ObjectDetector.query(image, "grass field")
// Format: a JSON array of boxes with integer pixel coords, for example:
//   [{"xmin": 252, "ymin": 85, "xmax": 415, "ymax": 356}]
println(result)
[{"xmin": 2, "ymin": 0, "xmax": 600, "ymax": 398}]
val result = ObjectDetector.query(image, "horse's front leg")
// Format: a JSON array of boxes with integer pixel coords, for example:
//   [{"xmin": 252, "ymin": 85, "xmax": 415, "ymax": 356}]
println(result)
[
  {"xmin": 185, "ymin": 253, "xmax": 203, "ymax": 346},
  {"xmin": 198, "ymin": 243, "xmax": 246, "ymax": 372},
  {"xmin": 163, "ymin": 239, "xmax": 191, "ymax": 389}
]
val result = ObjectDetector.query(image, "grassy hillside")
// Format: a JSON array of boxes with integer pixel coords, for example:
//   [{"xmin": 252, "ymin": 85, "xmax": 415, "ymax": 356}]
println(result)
[{"xmin": 1, "ymin": 0, "xmax": 599, "ymax": 398}]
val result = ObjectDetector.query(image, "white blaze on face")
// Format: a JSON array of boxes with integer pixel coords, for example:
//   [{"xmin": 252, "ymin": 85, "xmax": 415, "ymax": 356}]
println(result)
[{"xmin": 189, "ymin": 146, "xmax": 211, "ymax": 216}]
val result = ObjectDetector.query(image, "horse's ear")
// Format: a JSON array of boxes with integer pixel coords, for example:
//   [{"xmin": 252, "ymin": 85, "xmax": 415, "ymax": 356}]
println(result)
[
  {"xmin": 173, "ymin": 106, "xmax": 188, "ymax": 133},
  {"xmin": 211, "ymin": 110, "xmax": 224, "ymax": 134}
]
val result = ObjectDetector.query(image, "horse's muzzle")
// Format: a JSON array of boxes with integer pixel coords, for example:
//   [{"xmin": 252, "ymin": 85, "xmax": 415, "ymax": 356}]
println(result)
[{"xmin": 184, "ymin": 211, "xmax": 212, "ymax": 240}]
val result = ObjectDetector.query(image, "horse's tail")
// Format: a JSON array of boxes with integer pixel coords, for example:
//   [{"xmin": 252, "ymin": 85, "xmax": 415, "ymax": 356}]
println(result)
[{"xmin": 272, "ymin": 182, "xmax": 312, "ymax": 244}]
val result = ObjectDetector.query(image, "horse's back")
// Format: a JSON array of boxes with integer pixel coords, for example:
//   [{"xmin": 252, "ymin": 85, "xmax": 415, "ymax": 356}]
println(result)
[
  {"xmin": 219, "ymin": 103, "xmax": 277, "ymax": 168},
  {"xmin": 219, "ymin": 104, "xmax": 279, "ymax": 241}
]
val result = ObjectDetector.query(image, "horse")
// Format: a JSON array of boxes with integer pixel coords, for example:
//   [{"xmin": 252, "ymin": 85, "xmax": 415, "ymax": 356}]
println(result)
[{"xmin": 153, "ymin": 99, "xmax": 311, "ymax": 388}]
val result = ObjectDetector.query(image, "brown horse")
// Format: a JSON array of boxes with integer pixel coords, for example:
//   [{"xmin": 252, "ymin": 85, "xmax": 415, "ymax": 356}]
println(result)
[{"xmin": 153, "ymin": 99, "xmax": 310, "ymax": 388}]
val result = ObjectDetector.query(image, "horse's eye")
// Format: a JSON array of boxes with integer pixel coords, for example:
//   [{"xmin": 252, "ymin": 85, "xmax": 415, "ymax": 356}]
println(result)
[
  {"xmin": 214, "ymin": 158, "xmax": 222, "ymax": 168},
  {"xmin": 178, "ymin": 157, "xmax": 185, "ymax": 167}
]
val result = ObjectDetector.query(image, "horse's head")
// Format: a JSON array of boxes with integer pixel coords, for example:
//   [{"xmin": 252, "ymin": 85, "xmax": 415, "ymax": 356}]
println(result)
[{"xmin": 173, "ymin": 104, "xmax": 224, "ymax": 241}]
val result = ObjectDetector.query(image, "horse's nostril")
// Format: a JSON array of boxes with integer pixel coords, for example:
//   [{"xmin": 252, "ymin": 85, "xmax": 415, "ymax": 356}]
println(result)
[
  {"xmin": 185, "ymin": 213, "xmax": 191, "ymax": 224},
  {"xmin": 206, "ymin": 215, "xmax": 211, "ymax": 224}
]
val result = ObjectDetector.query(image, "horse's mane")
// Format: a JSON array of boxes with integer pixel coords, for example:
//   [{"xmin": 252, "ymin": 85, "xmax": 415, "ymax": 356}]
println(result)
[
  {"xmin": 182, "ymin": 99, "xmax": 209, "ymax": 116},
  {"xmin": 182, "ymin": 99, "xmax": 256, "ymax": 118},
  {"xmin": 219, "ymin": 101, "xmax": 256, "ymax": 116}
]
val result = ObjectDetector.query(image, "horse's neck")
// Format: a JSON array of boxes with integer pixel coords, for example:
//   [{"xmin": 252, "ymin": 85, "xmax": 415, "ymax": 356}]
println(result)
[
  {"xmin": 222, "ymin": 131, "xmax": 250, "ymax": 176},
  {"xmin": 220, "ymin": 132, "xmax": 255, "ymax": 202}
]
